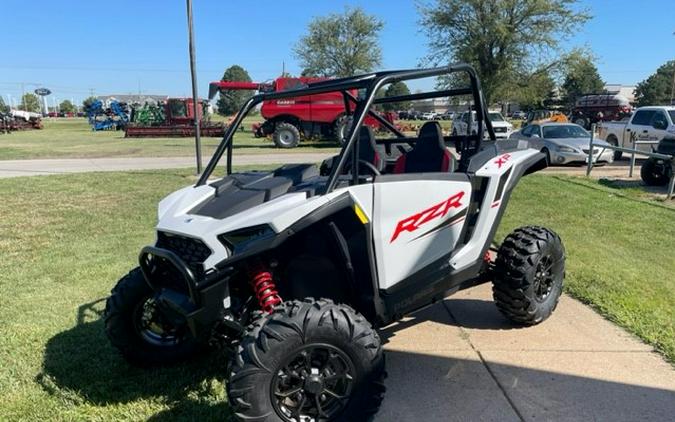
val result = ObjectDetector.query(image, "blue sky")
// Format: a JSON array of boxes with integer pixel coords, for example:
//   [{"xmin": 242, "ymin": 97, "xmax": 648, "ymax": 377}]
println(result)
[{"xmin": 1, "ymin": 0, "xmax": 673, "ymax": 106}]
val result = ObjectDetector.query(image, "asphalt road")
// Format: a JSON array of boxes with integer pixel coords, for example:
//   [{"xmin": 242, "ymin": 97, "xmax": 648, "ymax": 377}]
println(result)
[
  {"xmin": 0, "ymin": 153, "xmax": 335, "ymax": 178},
  {"xmin": 0, "ymin": 153, "xmax": 646, "ymax": 179}
]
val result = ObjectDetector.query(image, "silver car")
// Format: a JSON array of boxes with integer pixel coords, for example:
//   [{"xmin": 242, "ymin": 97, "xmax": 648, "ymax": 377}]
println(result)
[{"xmin": 510, "ymin": 122, "xmax": 614, "ymax": 165}]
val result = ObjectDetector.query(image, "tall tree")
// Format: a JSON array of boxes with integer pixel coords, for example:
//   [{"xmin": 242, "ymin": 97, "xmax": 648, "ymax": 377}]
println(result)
[
  {"xmin": 0, "ymin": 97, "xmax": 9, "ymax": 113},
  {"xmin": 510, "ymin": 71, "xmax": 557, "ymax": 110},
  {"xmin": 294, "ymin": 7, "xmax": 383, "ymax": 77},
  {"xmin": 19, "ymin": 93, "xmax": 41, "ymax": 113},
  {"xmin": 59, "ymin": 100, "xmax": 76, "ymax": 113},
  {"xmin": 420, "ymin": 0, "xmax": 590, "ymax": 104},
  {"xmin": 382, "ymin": 81, "xmax": 412, "ymax": 111},
  {"xmin": 561, "ymin": 52, "xmax": 604, "ymax": 108},
  {"xmin": 217, "ymin": 65, "xmax": 253, "ymax": 115},
  {"xmin": 634, "ymin": 60, "xmax": 675, "ymax": 107}
]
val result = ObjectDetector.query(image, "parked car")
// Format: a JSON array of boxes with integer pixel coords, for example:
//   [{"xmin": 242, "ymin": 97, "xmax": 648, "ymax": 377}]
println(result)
[
  {"xmin": 511, "ymin": 111, "xmax": 526, "ymax": 120},
  {"xmin": 451, "ymin": 110, "xmax": 513, "ymax": 139},
  {"xmin": 570, "ymin": 93, "xmax": 632, "ymax": 129},
  {"xmin": 597, "ymin": 106, "xmax": 675, "ymax": 160},
  {"xmin": 510, "ymin": 122, "xmax": 613, "ymax": 165},
  {"xmin": 439, "ymin": 111, "xmax": 455, "ymax": 120},
  {"xmin": 420, "ymin": 111, "xmax": 436, "ymax": 120}
]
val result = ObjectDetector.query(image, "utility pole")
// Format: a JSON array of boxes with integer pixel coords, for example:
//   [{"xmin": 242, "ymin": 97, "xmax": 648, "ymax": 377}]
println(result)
[{"xmin": 186, "ymin": 0, "xmax": 202, "ymax": 174}]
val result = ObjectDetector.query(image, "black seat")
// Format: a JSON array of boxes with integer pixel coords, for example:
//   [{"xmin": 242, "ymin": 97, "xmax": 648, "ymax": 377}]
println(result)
[
  {"xmin": 319, "ymin": 125, "xmax": 384, "ymax": 175},
  {"xmin": 393, "ymin": 121, "xmax": 453, "ymax": 173},
  {"xmin": 354, "ymin": 126, "xmax": 384, "ymax": 171}
]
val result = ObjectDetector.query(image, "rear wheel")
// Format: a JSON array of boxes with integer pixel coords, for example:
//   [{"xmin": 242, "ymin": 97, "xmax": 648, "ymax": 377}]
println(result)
[
  {"xmin": 104, "ymin": 268, "xmax": 200, "ymax": 366},
  {"xmin": 492, "ymin": 226, "xmax": 565, "ymax": 325},
  {"xmin": 640, "ymin": 158, "xmax": 671, "ymax": 186},
  {"xmin": 227, "ymin": 299, "xmax": 386, "ymax": 421},
  {"xmin": 273, "ymin": 122, "xmax": 301, "ymax": 148}
]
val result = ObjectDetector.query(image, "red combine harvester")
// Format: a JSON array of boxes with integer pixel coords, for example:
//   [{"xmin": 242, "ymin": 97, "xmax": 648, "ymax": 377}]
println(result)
[
  {"xmin": 125, "ymin": 98, "xmax": 225, "ymax": 138},
  {"xmin": 209, "ymin": 77, "xmax": 397, "ymax": 148}
]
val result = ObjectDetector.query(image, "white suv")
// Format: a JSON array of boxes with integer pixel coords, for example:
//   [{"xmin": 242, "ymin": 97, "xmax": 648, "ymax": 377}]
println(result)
[{"xmin": 452, "ymin": 111, "xmax": 513, "ymax": 139}]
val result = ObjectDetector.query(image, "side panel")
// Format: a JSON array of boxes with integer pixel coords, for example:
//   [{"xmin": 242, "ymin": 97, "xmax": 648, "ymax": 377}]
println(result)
[
  {"xmin": 373, "ymin": 179, "xmax": 472, "ymax": 289},
  {"xmin": 450, "ymin": 149, "xmax": 541, "ymax": 271}
]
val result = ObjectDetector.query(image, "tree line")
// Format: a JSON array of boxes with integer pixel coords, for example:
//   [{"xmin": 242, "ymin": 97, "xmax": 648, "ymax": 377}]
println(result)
[{"xmin": 217, "ymin": 1, "xmax": 673, "ymax": 115}]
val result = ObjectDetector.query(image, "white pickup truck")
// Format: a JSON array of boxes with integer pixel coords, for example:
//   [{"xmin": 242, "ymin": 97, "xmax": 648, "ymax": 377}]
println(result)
[{"xmin": 597, "ymin": 106, "xmax": 675, "ymax": 160}]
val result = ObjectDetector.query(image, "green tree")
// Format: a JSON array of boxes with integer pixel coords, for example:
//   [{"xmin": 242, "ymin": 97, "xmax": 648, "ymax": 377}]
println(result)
[
  {"xmin": 82, "ymin": 96, "xmax": 97, "ymax": 112},
  {"xmin": 217, "ymin": 65, "xmax": 253, "ymax": 115},
  {"xmin": 19, "ymin": 93, "xmax": 41, "ymax": 113},
  {"xmin": 634, "ymin": 60, "xmax": 675, "ymax": 107},
  {"xmin": 420, "ymin": 0, "xmax": 590, "ymax": 105},
  {"xmin": 561, "ymin": 52, "xmax": 604, "ymax": 108},
  {"xmin": 294, "ymin": 7, "xmax": 383, "ymax": 77},
  {"xmin": 0, "ymin": 97, "xmax": 9, "ymax": 113},
  {"xmin": 382, "ymin": 81, "xmax": 412, "ymax": 111},
  {"xmin": 510, "ymin": 71, "xmax": 557, "ymax": 110},
  {"xmin": 59, "ymin": 100, "xmax": 76, "ymax": 114}
]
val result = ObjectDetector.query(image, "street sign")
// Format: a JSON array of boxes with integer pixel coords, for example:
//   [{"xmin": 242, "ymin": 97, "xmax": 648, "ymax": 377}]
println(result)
[{"xmin": 34, "ymin": 88, "xmax": 51, "ymax": 96}]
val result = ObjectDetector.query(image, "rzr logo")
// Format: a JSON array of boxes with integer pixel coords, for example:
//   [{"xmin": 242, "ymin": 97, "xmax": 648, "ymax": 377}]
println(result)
[
  {"xmin": 390, "ymin": 191, "xmax": 465, "ymax": 242},
  {"xmin": 494, "ymin": 153, "xmax": 512, "ymax": 168}
]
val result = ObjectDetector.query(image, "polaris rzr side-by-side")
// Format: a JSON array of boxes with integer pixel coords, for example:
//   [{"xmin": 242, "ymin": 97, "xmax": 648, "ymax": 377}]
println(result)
[{"xmin": 105, "ymin": 64, "xmax": 565, "ymax": 421}]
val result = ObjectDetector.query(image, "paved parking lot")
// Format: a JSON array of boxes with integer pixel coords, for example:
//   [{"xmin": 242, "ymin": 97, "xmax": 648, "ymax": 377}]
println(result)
[{"xmin": 376, "ymin": 283, "xmax": 675, "ymax": 421}]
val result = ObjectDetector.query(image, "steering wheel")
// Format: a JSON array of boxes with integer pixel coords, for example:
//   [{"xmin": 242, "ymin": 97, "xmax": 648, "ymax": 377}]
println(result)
[{"xmin": 345, "ymin": 159, "xmax": 381, "ymax": 176}]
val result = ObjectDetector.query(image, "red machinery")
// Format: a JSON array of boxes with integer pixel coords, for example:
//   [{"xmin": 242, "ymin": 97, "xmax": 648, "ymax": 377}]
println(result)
[
  {"xmin": 125, "ymin": 98, "xmax": 225, "ymax": 138},
  {"xmin": 210, "ymin": 77, "xmax": 397, "ymax": 148}
]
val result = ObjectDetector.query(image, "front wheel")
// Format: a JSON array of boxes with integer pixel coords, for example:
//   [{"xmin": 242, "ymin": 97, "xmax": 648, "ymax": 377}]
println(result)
[
  {"xmin": 273, "ymin": 122, "xmax": 301, "ymax": 148},
  {"xmin": 492, "ymin": 226, "xmax": 565, "ymax": 325},
  {"xmin": 104, "ymin": 268, "xmax": 201, "ymax": 366},
  {"xmin": 641, "ymin": 158, "xmax": 671, "ymax": 186},
  {"xmin": 227, "ymin": 299, "xmax": 386, "ymax": 421}
]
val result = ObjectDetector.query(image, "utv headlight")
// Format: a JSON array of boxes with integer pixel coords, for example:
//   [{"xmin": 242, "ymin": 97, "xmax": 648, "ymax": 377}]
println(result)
[
  {"xmin": 218, "ymin": 224, "xmax": 274, "ymax": 252},
  {"xmin": 557, "ymin": 145, "xmax": 576, "ymax": 153}
]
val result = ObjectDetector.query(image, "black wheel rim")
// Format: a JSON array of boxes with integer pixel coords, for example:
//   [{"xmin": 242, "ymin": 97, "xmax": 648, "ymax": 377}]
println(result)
[
  {"xmin": 533, "ymin": 254, "xmax": 556, "ymax": 302},
  {"xmin": 271, "ymin": 344, "xmax": 355, "ymax": 421},
  {"xmin": 133, "ymin": 298, "xmax": 185, "ymax": 347}
]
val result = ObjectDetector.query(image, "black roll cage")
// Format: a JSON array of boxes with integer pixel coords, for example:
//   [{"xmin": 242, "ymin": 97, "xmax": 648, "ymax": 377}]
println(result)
[{"xmin": 196, "ymin": 63, "xmax": 495, "ymax": 191}]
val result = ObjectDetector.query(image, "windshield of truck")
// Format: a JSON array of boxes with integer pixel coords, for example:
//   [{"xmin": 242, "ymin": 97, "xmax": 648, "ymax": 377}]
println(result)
[
  {"xmin": 542, "ymin": 125, "xmax": 589, "ymax": 139},
  {"xmin": 488, "ymin": 112, "xmax": 504, "ymax": 122}
]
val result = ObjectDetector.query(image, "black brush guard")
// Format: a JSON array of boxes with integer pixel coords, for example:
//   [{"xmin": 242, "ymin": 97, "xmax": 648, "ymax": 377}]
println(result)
[{"xmin": 138, "ymin": 246, "xmax": 233, "ymax": 339}]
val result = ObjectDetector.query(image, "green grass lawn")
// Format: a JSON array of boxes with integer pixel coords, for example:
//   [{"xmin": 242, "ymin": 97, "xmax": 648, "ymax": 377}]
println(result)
[
  {"xmin": 0, "ymin": 170, "xmax": 673, "ymax": 420},
  {"xmin": 0, "ymin": 117, "xmax": 339, "ymax": 160}
]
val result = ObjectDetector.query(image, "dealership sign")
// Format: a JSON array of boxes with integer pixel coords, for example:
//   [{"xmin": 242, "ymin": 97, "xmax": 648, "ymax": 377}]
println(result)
[{"xmin": 34, "ymin": 88, "xmax": 51, "ymax": 96}]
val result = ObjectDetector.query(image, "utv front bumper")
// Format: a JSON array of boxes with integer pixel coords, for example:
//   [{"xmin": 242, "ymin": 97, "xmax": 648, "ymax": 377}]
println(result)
[{"xmin": 138, "ymin": 246, "xmax": 232, "ymax": 339}]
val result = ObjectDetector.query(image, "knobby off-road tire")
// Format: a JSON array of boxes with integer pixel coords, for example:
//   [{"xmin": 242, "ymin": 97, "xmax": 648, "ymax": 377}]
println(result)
[
  {"xmin": 640, "ymin": 158, "xmax": 671, "ymax": 186},
  {"xmin": 492, "ymin": 226, "xmax": 565, "ymax": 325},
  {"xmin": 227, "ymin": 299, "xmax": 386, "ymax": 422},
  {"xmin": 104, "ymin": 267, "xmax": 200, "ymax": 366},
  {"xmin": 273, "ymin": 122, "xmax": 301, "ymax": 148},
  {"xmin": 333, "ymin": 115, "xmax": 354, "ymax": 146}
]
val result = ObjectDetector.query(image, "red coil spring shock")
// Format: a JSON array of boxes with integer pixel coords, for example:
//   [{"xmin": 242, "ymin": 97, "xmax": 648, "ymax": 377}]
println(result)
[{"xmin": 249, "ymin": 269, "xmax": 282, "ymax": 313}]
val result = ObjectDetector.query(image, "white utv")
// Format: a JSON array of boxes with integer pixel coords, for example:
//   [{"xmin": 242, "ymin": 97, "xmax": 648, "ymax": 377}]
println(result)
[{"xmin": 105, "ymin": 64, "xmax": 565, "ymax": 421}]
